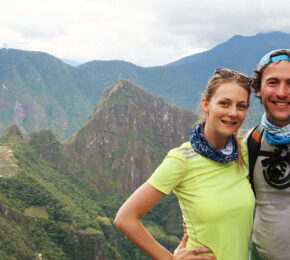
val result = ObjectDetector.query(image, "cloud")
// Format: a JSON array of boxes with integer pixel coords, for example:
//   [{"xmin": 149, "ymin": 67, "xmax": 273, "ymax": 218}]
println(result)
[{"xmin": 0, "ymin": 0, "xmax": 289, "ymax": 66}]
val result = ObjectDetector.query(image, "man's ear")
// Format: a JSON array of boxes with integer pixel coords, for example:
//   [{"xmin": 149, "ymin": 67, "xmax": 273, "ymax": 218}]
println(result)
[
  {"xmin": 256, "ymin": 90, "xmax": 261, "ymax": 97},
  {"xmin": 201, "ymin": 98, "xmax": 209, "ymax": 113}
]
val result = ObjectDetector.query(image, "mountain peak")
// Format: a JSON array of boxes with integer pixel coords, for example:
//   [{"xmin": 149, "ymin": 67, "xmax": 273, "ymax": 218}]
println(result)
[
  {"xmin": 67, "ymin": 80, "xmax": 198, "ymax": 193},
  {"xmin": 90, "ymin": 79, "xmax": 149, "ymax": 120},
  {"xmin": 0, "ymin": 124, "xmax": 24, "ymax": 141},
  {"xmin": 108, "ymin": 79, "xmax": 143, "ymax": 94}
]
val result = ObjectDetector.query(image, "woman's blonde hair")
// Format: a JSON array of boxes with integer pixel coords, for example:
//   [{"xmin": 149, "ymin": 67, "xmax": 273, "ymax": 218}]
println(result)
[{"xmin": 201, "ymin": 68, "xmax": 252, "ymax": 169}]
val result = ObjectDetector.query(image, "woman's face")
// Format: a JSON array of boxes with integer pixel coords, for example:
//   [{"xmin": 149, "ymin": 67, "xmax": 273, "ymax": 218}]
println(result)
[{"xmin": 202, "ymin": 82, "xmax": 249, "ymax": 146}]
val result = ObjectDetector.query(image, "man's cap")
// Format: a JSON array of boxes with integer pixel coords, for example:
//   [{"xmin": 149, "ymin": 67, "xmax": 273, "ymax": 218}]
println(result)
[{"xmin": 257, "ymin": 49, "xmax": 290, "ymax": 71}]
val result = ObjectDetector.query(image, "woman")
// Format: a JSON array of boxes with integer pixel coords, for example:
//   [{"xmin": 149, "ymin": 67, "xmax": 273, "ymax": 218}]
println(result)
[{"xmin": 114, "ymin": 68, "xmax": 255, "ymax": 260}]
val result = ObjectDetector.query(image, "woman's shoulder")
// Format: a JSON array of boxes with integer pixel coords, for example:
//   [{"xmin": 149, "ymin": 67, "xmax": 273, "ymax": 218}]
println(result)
[
  {"xmin": 168, "ymin": 141, "xmax": 195, "ymax": 157},
  {"xmin": 178, "ymin": 141, "xmax": 194, "ymax": 151},
  {"xmin": 163, "ymin": 142, "xmax": 202, "ymax": 167}
]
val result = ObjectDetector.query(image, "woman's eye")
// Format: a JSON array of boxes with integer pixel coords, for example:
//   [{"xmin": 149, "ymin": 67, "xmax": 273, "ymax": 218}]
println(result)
[
  {"xmin": 220, "ymin": 101, "xmax": 228, "ymax": 106},
  {"xmin": 237, "ymin": 104, "xmax": 247, "ymax": 110}
]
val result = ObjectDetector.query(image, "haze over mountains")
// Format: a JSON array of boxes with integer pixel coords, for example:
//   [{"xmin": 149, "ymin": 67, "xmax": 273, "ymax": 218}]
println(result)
[{"xmin": 0, "ymin": 31, "xmax": 289, "ymax": 140}]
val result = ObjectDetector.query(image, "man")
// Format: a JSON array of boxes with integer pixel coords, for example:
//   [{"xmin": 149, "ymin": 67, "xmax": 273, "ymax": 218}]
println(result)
[{"xmin": 248, "ymin": 49, "xmax": 290, "ymax": 260}]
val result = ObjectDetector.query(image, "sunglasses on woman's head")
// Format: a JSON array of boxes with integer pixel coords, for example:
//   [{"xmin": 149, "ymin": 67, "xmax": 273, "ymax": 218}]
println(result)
[{"xmin": 214, "ymin": 68, "xmax": 252, "ymax": 85}]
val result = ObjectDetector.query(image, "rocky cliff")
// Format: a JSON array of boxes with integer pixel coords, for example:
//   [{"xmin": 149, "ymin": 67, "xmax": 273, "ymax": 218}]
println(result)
[{"xmin": 66, "ymin": 79, "xmax": 199, "ymax": 193}]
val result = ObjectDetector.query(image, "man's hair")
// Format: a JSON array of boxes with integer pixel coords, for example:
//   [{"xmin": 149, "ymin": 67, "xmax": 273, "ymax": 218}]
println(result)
[{"xmin": 252, "ymin": 49, "xmax": 290, "ymax": 99}]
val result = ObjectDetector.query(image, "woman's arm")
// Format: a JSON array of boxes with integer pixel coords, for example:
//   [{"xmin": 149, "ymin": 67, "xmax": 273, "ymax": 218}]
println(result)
[
  {"xmin": 114, "ymin": 182, "xmax": 216, "ymax": 260},
  {"xmin": 114, "ymin": 182, "xmax": 173, "ymax": 259}
]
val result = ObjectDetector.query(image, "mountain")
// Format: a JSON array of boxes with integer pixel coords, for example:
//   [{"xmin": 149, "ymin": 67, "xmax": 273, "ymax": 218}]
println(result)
[
  {"xmin": 0, "ymin": 31, "xmax": 289, "ymax": 139},
  {"xmin": 0, "ymin": 124, "xmax": 121, "ymax": 260},
  {"xmin": 166, "ymin": 31, "xmax": 290, "ymax": 71},
  {"xmin": 0, "ymin": 49, "xmax": 93, "ymax": 140},
  {"xmin": 0, "ymin": 80, "xmax": 198, "ymax": 259},
  {"xmin": 65, "ymin": 79, "xmax": 199, "ymax": 194}
]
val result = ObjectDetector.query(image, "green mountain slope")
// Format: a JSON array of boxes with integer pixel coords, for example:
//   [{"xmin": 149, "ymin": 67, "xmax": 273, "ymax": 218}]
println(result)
[
  {"xmin": 0, "ymin": 125, "xmax": 122, "ymax": 259},
  {"xmin": 0, "ymin": 49, "xmax": 93, "ymax": 140},
  {"xmin": 0, "ymin": 80, "xmax": 199, "ymax": 259}
]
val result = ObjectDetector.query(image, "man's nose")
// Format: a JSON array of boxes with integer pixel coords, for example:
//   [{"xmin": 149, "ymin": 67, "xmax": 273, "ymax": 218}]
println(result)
[{"xmin": 276, "ymin": 83, "xmax": 289, "ymax": 98}]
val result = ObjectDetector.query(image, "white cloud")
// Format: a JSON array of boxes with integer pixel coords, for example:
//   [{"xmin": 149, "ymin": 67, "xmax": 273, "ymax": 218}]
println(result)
[{"xmin": 0, "ymin": 0, "xmax": 289, "ymax": 66}]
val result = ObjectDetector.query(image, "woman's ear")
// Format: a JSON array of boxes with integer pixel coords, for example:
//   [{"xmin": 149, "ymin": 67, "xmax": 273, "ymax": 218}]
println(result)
[{"xmin": 201, "ymin": 98, "xmax": 209, "ymax": 114}]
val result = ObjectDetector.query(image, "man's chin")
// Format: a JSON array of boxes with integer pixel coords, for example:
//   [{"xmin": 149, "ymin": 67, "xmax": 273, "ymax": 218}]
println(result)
[{"xmin": 267, "ymin": 114, "xmax": 290, "ymax": 127}]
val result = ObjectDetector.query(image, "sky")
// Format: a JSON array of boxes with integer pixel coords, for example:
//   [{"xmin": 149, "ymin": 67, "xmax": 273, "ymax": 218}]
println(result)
[{"xmin": 0, "ymin": 0, "xmax": 289, "ymax": 67}]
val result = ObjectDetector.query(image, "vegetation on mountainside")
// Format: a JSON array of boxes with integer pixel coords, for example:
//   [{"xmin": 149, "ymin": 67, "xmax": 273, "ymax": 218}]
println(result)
[
  {"xmin": 0, "ymin": 49, "xmax": 93, "ymax": 140},
  {"xmin": 0, "ymin": 124, "xmax": 183, "ymax": 259}
]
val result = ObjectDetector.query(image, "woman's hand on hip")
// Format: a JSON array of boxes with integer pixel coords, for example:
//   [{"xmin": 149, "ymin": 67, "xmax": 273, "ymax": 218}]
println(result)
[{"xmin": 173, "ymin": 234, "xmax": 216, "ymax": 260}]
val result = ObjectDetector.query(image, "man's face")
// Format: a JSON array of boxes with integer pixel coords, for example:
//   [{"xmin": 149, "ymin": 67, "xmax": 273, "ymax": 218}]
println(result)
[{"xmin": 257, "ymin": 60, "xmax": 290, "ymax": 127}]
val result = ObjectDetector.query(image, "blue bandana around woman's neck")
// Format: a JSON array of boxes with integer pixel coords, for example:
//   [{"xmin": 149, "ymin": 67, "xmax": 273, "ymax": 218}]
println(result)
[
  {"xmin": 261, "ymin": 113, "xmax": 290, "ymax": 145},
  {"xmin": 189, "ymin": 123, "xmax": 239, "ymax": 163}
]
